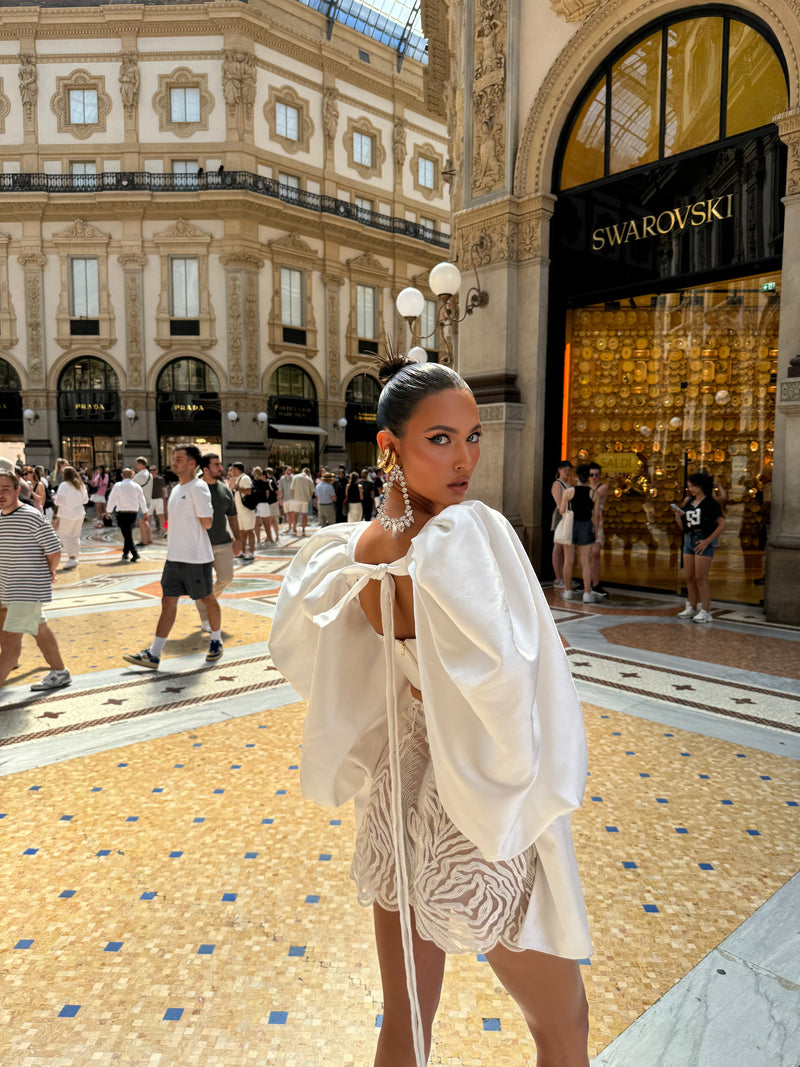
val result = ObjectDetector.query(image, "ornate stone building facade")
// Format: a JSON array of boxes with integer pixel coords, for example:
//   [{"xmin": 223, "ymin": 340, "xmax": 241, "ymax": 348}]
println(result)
[
  {"xmin": 0, "ymin": 0, "xmax": 450, "ymax": 474},
  {"xmin": 440, "ymin": 0, "xmax": 800, "ymax": 624}
]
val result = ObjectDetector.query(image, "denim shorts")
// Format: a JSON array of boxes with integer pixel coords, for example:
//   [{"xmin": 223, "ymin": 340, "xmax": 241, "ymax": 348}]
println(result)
[
  {"xmin": 573, "ymin": 519, "xmax": 595, "ymax": 546},
  {"xmin": 684, "ymin": 533, "xmax": 714, "ymax": 559}
]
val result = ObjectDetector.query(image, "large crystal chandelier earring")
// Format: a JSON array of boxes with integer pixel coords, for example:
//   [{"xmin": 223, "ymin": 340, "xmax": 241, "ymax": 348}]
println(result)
[{"xmin": 376, "ymin": 450, "xmax": 414, "ymax": 540}]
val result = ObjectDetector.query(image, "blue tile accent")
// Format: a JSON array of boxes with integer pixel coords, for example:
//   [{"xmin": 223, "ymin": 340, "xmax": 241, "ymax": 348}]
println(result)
[
  {"xmin": 163, "ymin": 1008, "xmax": 184, "ymax": 1021},
  {"xmin": 59, "ymin": 1005, "xmax": 81, "ymax": 1018},
  {"xmin": 788, "ymin": 801, "xmax": 798, "ymax": 807},
  {"xmin": 483, "ymin": 1018, "xmax": 501, "ymax": 1031},
  {"xmin": 476, "ymin": 953, "xmax": 487, "ymax": 962},
  {"xmin": 664, "ymin": 733, "xmax": 674, "ymax": 737},
  {"xmin": 639, "ymin": 773, "xmax": 650, "ymax": 778},
  {"xmin": 59, "ymin": 815, "xmax": 73, "ymax": 822},
  {"xmin": 29, "ymin": 786, "xmax": 41, "ymax": 791},
  {"xmin": 319, "ymin": 854, "xmax": 332, "ymax": 861},
  {"xmin": 680, "ymin": 752, "xmax": 691, "ymax": 757},
  {"xmin": 174, "ymin": 764, "xmax": 184, "ymax": 768},
  {"xmin": 91, "ymin": 788, "xmax": 102, "ymax": 793},
  {"xmin": 0, "ymin": 813, "xmax": 6, "ymax": 818},
  {"xmin": 96, "ymin": 850, "xmax": 111, "ymax": 857},
  {"xmin": 605, "ymin": 826, "xmax": 618, "ymax": 833},
  {"xmin": 245, "ymin": 852, "xmax": 258, "ymax": 859},
  {"xmin": 601, "ymin": 715, "xmax": 610, "ymax": 719},
  {"xmin": 117, "ymin": 763, "xmax": 128, "ymax": 768},
  {"xmin": 193, "ymin": 818, "xmax": 205, "ymax": 824},
  {"xmin": 245, "ymin": 744, "xmax": 255, "ymax": 748},
  {"xmin": 760, "ymin": 775, "xmax": 771, "ymax": 780},
  {"xmin": 269, "ymin": 1011, "xmax": 288, "ymax": 1025},
  {"xmin": 262, "ymin": 818, "xmax": 274, "ymax": 825},
  {"xmin": 14, "ymin": 939, "xmax": 34, "ymax": 949},
  {"xmin": 288, "ymin": 946, "xmax": 306, "ymax": 957},
  {"xmin": 612, "ymin": 732, "xmax": 621, "ymax": 736},
  {"xmin": 258, "ymin": 724, "xmax": 268, "ymax": 729},
  {"xmin": 698, "ymin": 863, "xmax": 714, "ymax": 870},
  {"xmin": 192, "ymin": 743, "xmax": 202, "ymax": 748},
  {"xmin": 591, "ymin": 796, "xmax": 603, "ymax": 802},
  {"xmin": 23, "ymin": 848, "xmax": 39, "ymax": 855},
  {"xmin": 699, "ymin": 774, "xmax": 710, "ymax": 779},
  {"xmin": 169, "ymin": 851, "xmax": 183, "ymax": 858},
  {"xmin": 305, "ymin": 895, "xmax": 320, "ymax": 904},
  {"xmin": 59, "ymin": 890, "xmax": 76, "ymax": 899},
  {"xmin": 622, "ymin": 861, "xmax": 638, "ymax": 869},
  {"xmin": 222, "ymin": 893, "xmax": 237, "ymax": 902},
  {"xmin": 643, "ymin": 904, "xmax": 660, "ymax": 914},
  {"xmin": 141, "ymin": 892, "xmax": 156, "ymax": 901},
  {"xmin": 721, "ymin": 800, "xmax": 733, "ymax": 806},
  {"xmin": 329, "ymin": 819, "xmax": 342, "ymax": 825},
  {"xmin": 746, "ymin": 829, "xmax": 761, "ymax": 836},
  {"xmin": 375, "ymin": 1013, "xmax": 383, "ymax": 1027},
  {"xmin": 577, "ymin": 958, "xmax": 591, "ymax": 965},
  {"xmin": 289, "ymin": 765, "xmax": 299, "ymax": 770},
  {"xmin": 105, "ymin": 942, "xmax": 123, "ymax": 952},
  {"xmin": 152, "ymin": 788, "xmax": 164, "ymax": 794},
  {"xmin": 213, "ymin": 789, "xmax": 224, "ymax": 795},
  {"xmin": 735, "ymin": 753, "xmax": 747, "ymax": 759},
  {"xmin": 625, "ymin": 751, "xmax": 635, "ymax": 755},
  {"xmin": 230, "ymin": 765, "xmax": 241, "ymax": 770},
  {"xmin": 197, "ymin": 944, "xmax": 215, "ymax": 955},
  {"xmin": 126, "ymin": 816, "xmax": 139, "ymax": 822},
  {"xmin": 275, "ymin": 790, "xmax": 287, "ymax": 795},
  {"xmin": 675, "ymin": 827, "xmax": 688, "ymax": 834}
]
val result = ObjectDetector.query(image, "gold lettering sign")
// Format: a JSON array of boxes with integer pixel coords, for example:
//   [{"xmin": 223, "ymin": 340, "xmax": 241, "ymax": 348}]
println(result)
[
  {"xmin": 75, "ymin": 403, "xmax": 106, "ymax": 411},
  {"xmin": 174, "ymin": 404, "xmax": 205, "ymax": 412},
  {"xmin": 594, "ymin": 452, "xmax": 641, "ymax": 475},
  {"xmin": 592, "ymin": 194, "xmax": 734, "ymax": 252}
]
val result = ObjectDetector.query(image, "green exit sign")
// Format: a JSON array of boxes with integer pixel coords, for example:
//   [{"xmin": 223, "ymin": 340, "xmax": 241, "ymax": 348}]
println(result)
[{"xmin": 761, "ymin": 282, "xmax": 777, "ymax": 292}]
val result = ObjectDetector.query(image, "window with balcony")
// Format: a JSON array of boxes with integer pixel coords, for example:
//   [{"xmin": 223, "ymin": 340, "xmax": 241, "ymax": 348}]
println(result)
[
  {"xmin": 69, "ymin": 257, "xmax": 100, "ymax": 335},
  {"xmin": 170, "ymin": 256, "xmax": 200, "ymax": 335},
  {"xmin": 357, "ymin": 284, "xmax": 378, "ymax": 354},
  {"xmin": 280, "ymin": 267, "xmax": 306, "ymax": 345}
]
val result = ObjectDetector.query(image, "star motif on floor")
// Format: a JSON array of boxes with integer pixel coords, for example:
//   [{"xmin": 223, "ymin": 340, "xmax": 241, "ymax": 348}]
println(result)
[
  {"xmin": 573, "ymin": 661, "xmax": 591, "ymax": 667},
  {"xmin": 37, "ymin": 711, "xmax": 62, "ymax": 719},
  {"xmin": 620, "ymin": 672, "xmax": 640, "ymax": 678},
  {"xmin": 163, "ymin": 686, "xmax": 184, "ymax": 694},
  {"xmin": 104, "ymin": 698, "xmax": 126, "ymax": 706},
  {"xmin": 216, "ymin": 676, "xmax": 235, "ymax": 682},
  {"xmin": 673, "ymin": 685, "xmax": 694, "ymax": 691},
  {"xmin": 732, "ymin": 698, "xmax": 755, "ymax": 705}
]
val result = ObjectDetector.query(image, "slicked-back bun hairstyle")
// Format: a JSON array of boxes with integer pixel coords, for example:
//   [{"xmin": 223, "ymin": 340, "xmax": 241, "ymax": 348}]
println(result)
[{"xmin": 375, "ymin": 352, "xmax": 471, "ymax": 437}]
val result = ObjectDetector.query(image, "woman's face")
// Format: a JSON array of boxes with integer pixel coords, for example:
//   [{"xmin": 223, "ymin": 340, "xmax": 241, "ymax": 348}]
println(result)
[
  {"xmin": 380, "ymin": 388, "xmax": 482, "ymax": 514},
  {"xmin": 687, "ymin": 480, "xmax": 701, "ymax": 499}
]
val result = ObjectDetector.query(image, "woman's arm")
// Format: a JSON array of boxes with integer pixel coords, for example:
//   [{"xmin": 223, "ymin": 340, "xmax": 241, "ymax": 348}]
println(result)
[
  {"xmin": 551, "ymin": 480, "xmax": 563, "ymax": 508},
  {"xmin": 696, "ymin": 515, "xmax": 725, "ymax": 553},
  {"xmin": 559, "ymin": 486, "xmax": 574, "ymax": 515}
]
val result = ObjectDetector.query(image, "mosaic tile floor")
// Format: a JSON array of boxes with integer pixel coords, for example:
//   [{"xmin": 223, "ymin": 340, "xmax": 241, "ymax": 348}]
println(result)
[{"xmin": 1, "ymin": 520, "xmax": 798, "ymax": 1065}]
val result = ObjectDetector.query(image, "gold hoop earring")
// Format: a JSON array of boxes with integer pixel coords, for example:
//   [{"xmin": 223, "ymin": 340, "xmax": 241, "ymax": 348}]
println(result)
[{"xmin": 378, "ymin": 447, "xmax": 397, "ymax": 475}]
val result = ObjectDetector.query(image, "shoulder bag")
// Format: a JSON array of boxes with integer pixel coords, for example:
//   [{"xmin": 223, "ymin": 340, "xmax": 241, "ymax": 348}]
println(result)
[{"xmin": 553, "ymin": 498, "xmax": 574, "ymax": 545}]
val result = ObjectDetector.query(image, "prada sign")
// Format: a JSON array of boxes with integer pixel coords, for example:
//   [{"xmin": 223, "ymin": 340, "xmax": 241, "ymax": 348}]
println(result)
[
  {"xmin": 592, "ymin": 195, "xmax": 734, "ymax": 251},
  {"xmin": 554, "ymin": 129, "xmax": 785, "ymax": 300},
  {"xmin": 59, "ymin": 390, "xmax": 120, "ymax": 422}
]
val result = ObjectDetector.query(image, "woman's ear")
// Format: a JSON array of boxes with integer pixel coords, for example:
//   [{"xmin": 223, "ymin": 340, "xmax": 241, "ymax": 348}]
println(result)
[{"xmin": 376, "ymin": 430, "xmax": 396, "ymax": 454}]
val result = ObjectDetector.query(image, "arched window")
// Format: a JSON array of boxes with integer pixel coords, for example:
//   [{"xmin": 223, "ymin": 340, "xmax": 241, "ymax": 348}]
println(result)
[
  {"xmin": 560, "ymin": 12, "xmax": 788, "ymax": 190},
  {"xmin": 0, "ymin": 358, "xmax": 21, "ymax": 391},
  {"xmin": 345, "ymin": 373, "xmax": 381, "ymax": 405},
  {"xmin": 268, "ymin": 364, "xmax": 316, "ymax": 400},
  {"xmin": 157, "ymin": 357, "xmax": 219, "ymax": 394},
  {"xmin": 59, "ymin": 356, "xmax": 119, "ymax": 392}
]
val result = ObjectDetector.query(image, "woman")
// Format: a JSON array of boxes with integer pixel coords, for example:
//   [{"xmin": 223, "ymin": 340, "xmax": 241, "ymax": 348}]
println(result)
[
  {"xmin": 250, "ymin": 466, "xmax": 269, "ymax": 545},
  {"xmin": 90, "ymin": 466, "xmax": 109, "ymax": 526},
  {"xmin": 346, "ymin": 470, "xmax": 364, "ymax": 522},
  {"xmin": 54, "ymin": 466, "xmax": 89, "ymax": 570},
  {"xmin": 550, "ymin": 460, "xmax": 573, "ymax": 588},
  {"xmin": 674, "ymin": 471, "xmax": 725, "ymax": 624},
  {"xmin": 559, "ymin": 464, "xmax": 601, "ymax": 603},
  {"xmin": 271, "ymin": 355, "xmax": 591, "ymax": 1067},
  {"xmin": 263, "ymin": 467, "xmax": 280, "ymax": 543}
]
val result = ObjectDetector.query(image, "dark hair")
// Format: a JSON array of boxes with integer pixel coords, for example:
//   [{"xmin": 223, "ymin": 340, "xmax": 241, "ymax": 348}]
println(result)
[
  {"xmin": 375, "ymin": 352, "xmax": 470, "ymax": 436},
  {"xmin": 175, "ymin": 444, "xmax": 202, "ymax": 466},
  {"xmin": 558, "ymin": 460, "xmax": 573, "ymax": 470},
  {"xmin": 348, "ymin": 471, "xmax": 359, "ymax": 485},
  {"xmin": 0, "ymin": 468, "xmax": 19, "ymax": 488},
  {"xmin": 688, "ymin": 471, "xmax": 714, "ymax": 497},
  {"xmin": 200, "ymin": 452, "xmax": 219, "ymax": 470},
  {"xmin": 231, "ymin": 462, "xmax": 245, "ymax": 473},
  {"xmin": 588, "ymin": 461, "xmax": 601, "ymax": 473},
  {"xmin": 575, "ymin": 464, "xmax": 592, "ymax": 483}
]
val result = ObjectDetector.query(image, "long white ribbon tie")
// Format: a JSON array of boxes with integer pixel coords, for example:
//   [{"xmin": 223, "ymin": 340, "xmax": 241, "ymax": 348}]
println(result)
[{"xmin": 311, "ymin": 560, "xmax": 427, "ymax": 1066}]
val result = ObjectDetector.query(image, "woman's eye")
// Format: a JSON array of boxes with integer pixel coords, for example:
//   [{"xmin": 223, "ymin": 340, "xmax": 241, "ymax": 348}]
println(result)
[
  {"xmin": 467, "ymin": 431, "xmax": 482, "ymax": 443},
  {"xmin": 427, "ymin": 434, "xmax": 449, "ymax": 445}
]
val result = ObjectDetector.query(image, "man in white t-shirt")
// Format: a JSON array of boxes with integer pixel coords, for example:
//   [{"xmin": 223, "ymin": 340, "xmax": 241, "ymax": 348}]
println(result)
[
  {"xmin": 289, "ymin": 467, "xmax": 315, "ymax": 537},
  {"xmin": 133, "ymin": 456, "xmax": 154, "ymax": 547},
  {"xmin": 123, "ymin": 444, "xmax": 223, "ymax": 669}
]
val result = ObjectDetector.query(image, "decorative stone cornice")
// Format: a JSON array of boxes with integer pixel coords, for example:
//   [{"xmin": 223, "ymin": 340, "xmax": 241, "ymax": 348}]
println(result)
[
  {"xmin": 51, "ymin": 218, "xmax": 111, "ymax": 244},
  {"xmin": 477, "ymin": 402, "xmax": 526, "ymax": 425},
  {"xmin": 453, "ymin": 193, "xmax": 556, "ymax": 266},
  {"xmin": 117, "ymin": 252, "xmax": 147, "ymax": 269},
  {"xmin": 780, "ymin": 379, "xmax": 800, "ymax": 402},
  {"xmin": 549, "ymin": 0, "xmax": 602, "ymax": 22},
  {"xmin": 776, "ymin": 108, "xmax": 800, "ymax": 194},
  {"xmin": 220, "ymin": 253, "xmax": 265, "ymax": 270},
  {"xmin": 347, "ymin": 251, "xmax": 390, "ymax": 276},
  {"xmin": 17, "ymin": 252, "xmax": 47, "ymax": 268},
  {"xmin": 153, "ymin": 218, "xmax": 212, "ymax": 244}
]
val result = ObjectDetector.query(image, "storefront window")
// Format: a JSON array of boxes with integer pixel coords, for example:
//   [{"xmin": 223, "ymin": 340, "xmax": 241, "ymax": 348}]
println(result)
[
  {"xmin": 726, "ymin": 22, "xmax": 788, "ymax": 137},
  {"xmin": 563, "ymin": 272, "xmax": 778, "ymax": 603},
  {"xmin": 268, "ymin": 364, "xmax": 316, "ymax": 400},
  {"xmin": 560, "ymin": 76, "xmax": 606, "ymax": 190},
  {"xmin": 610, "ymin": 33, "xmax": 661, "ymax": 174}
]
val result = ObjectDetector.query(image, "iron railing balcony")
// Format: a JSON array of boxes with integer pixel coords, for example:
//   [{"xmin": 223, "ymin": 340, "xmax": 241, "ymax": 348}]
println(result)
[{"xmin": 0, "ymin": 170, "xmax": 450, "ymax": 250}]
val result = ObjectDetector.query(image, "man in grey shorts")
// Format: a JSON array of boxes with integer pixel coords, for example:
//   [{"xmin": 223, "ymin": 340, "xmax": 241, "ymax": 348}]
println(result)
[{"xmin": 123, "ymin": 444, "xmax": 223, "ymax": 669}]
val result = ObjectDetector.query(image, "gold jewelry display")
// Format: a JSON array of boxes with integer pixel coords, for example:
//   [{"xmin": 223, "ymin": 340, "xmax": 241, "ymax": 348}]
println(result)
[{"xmin": 376, "ymin": 463, "xmax": 414, "ymax": 540}]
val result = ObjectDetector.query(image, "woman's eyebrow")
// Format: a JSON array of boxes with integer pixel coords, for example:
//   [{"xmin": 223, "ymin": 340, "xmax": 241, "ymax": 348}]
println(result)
[{"xmin": 423, "ymin": 424, "xmax": 483, "ymax": 433}]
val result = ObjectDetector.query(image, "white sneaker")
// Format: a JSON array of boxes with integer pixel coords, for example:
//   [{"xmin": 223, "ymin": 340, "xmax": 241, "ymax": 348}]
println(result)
[
  {"xmin": 554, "ymin": 579, "xmax": 565, "ymax": 588},
  {"xmin": 200, "ymin": 623, "xmax": 212, "ymax": 636},
  {"xmin": 677, "ymin": 606, "xmax": 697, "ymax": 619},
  {"xmin": 693, "ymin": 609, "xmax": 713, "ymax": 624},
  {"xmin": 561, "ymin": 590, "xmax": 575, "ymax": 601},
  {"xmin": 62, "ymin": 560, "xmax": 79, "ymax": 570},
  {"xmin": 582, "ymin": 591, "xmax": 602, "ymax": 603},
  {"xmin": 30, "ymin": 669, "xmax": 72, "ymax": 692}
]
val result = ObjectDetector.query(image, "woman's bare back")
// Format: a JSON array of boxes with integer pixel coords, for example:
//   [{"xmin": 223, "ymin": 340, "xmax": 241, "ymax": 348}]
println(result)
[{"xmin": 354, "ymin": 519, "xmax": 418, "ymax": 640}]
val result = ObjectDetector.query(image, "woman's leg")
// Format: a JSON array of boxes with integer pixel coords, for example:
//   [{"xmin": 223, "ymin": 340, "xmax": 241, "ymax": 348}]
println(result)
[
  {"xmin": 552, "ymin": 543, "xmax": 564, "ymax": 582},
  {"xmin": 372, "ymin": 904, "xmax": 446, "ymax": 1067},
  {"xmin": 683, "ymin": 552, "xmax": 698, "ymax": 607},
  {"xmin": 694, "ymin": 554, "xmax": 714, "ymax": 610},
  {"xmin": 484, "ymin": 944, "xmax": 590, "ymax": 1067},
  {"xmin": 562, "ymin": 545, "xmax": 575, "ymax": 590},
  {"xmin": 578, "ymin": 544, "xmax": 592, "ymax": 593}
]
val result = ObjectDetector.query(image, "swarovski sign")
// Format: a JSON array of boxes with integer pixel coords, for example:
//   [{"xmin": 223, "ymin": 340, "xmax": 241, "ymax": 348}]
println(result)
[{"xmin": 592, "ymin": 194, "xmax": 735, "ymax": 251}]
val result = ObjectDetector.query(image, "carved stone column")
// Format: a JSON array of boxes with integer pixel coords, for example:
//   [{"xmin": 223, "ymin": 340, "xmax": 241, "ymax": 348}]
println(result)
[
  {"xmin": 118, "ymin": 253, "xmax": 152, "ymax": 459},
  {"xmin": 322, "ymin": 272, "xmax": 344, "ymax": 399},
  {"xmin": 765, "ymin": 110, "xmax": 800, "ymax": 622},
  {"xmin": 18, "ymin": 53, "xmax": 38, "ymax": 163},
  {"xmin": 221, "ymin": 254, "xmax": 264, "ymax": 451},
  {"xmin": 321, "ymin": 82, "xmax": 339, "ymax": 197},
  {"xmin": 18, "ymin": 252, "xmax": 54, "ymax": 463}
]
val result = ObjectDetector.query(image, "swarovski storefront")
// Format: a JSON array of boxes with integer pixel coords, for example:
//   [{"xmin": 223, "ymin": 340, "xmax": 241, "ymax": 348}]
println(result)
[{"xmin": 545, "ymin": 10, "xmax": 787, "ymax": 606}]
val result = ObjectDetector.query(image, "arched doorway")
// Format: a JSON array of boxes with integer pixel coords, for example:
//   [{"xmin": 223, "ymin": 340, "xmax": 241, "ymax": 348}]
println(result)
[
  {"xmin": 156, "ymin": 358, "xmax": 221, "ymax": 467},
  {"xmin": 345, "ymin": 372, "xmax": 380, "ymax": 470},
  {"xmin": 548, "ymin": 9, "xmax": 788, "ymax": 605},
  {"xmin": 58, "ymin": 356, "xmax": 122, "ymax": 472},
  {"xmin": 267, "ymin": 364, "xmax": 322, "ymax": 471},
  {"xmin": 0, "ymin": 359, "xmax": 24, "ymax": 466}
]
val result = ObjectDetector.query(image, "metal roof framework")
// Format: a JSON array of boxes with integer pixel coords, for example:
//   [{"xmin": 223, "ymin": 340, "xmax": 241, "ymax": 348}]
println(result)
[{"xmin": 297, "ymin": 0, "xmax": 426, "ymax": 68}]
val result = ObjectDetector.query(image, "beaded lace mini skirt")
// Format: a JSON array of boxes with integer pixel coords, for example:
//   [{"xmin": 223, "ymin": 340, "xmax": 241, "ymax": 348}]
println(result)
[{"xmin": 350, "ymin": 696, "xmax": 538, "ymax": 955}]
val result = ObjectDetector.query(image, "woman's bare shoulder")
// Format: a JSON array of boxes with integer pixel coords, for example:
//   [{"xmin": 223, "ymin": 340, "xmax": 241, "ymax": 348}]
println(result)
[{"xmin": 353, "ymin": 519, "xmax": 412, "ymax": 565}]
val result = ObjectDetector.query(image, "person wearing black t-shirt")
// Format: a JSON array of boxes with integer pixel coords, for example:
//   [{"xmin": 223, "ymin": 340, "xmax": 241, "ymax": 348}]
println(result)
[
  {"xmin": 559, "ymin": 464, "xmax": 601, "ymax": 603},
  {"xmin": 673, "ymin": 472, "xmax": 725, "ymax": 624}
]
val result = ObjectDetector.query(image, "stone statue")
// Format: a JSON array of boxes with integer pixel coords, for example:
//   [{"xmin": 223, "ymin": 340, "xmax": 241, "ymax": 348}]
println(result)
[
  {"xmin": 475, "ymin": 117, "xmax": 504, "ymax": 189},
  {"xmin": 392, "ymin": 117, "xmax": 407, "ymax": 167},
  {"xmin": 322, "ymin": 87, "xmax": 339, "ymax": 141},
  {"xmin": 119, "ymin": 53, "xmax": 140, "ymax": 110},
  {"xmin": 18, "ymin": 55, "xmax": 37, "ymax": 111},
  {"xmin": 223, "ymin": 51, "xmax": 256, "ymax": 111}
]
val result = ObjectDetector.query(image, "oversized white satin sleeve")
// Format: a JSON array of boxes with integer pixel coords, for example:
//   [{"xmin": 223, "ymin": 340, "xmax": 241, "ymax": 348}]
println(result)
[
  {"xmin": 409, "ymin": 500, "xmax": 589, "ymax": 862},
  {"xmin": 269, "ymin": 525, "xmax": 393, "ymax": 808}
]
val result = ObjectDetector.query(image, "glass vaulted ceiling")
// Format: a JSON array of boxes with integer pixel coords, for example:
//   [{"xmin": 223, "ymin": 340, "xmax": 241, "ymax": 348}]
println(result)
[{"xmin": 296, "ymin": 0, "xmax": 427, "ymax": 65}]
